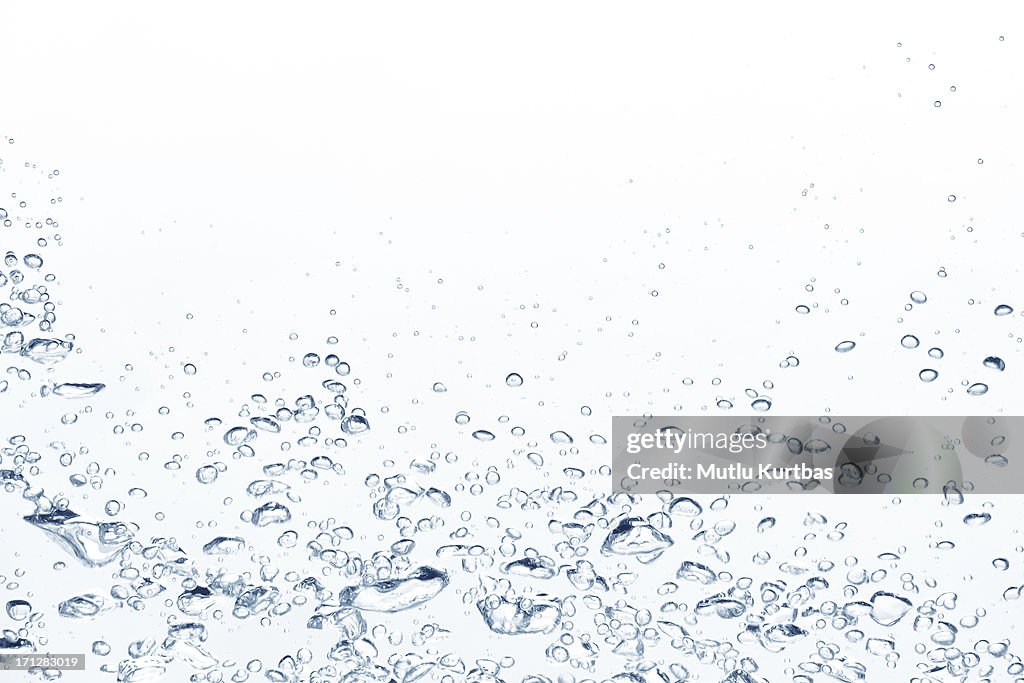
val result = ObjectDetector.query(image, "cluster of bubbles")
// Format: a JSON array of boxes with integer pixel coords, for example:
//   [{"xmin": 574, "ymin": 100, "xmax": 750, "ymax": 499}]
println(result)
[
  {"xmin": 889, "ymin": 291, "xmax": 1013, "ymax": 397},
  {"xmin": 787, "ymin": 283, "xmax": 1017, "ymax": 399},
  {"xmin": 2, "ymin": 236, "xmax": 80, "ymax": 394},
  {"xmin": 2, "ymin": 125, "xmax": 1022, "ymax": 683},
  {"xmin": 6, "ymin": 365, "xmax": 1023, "ymax": 683}
]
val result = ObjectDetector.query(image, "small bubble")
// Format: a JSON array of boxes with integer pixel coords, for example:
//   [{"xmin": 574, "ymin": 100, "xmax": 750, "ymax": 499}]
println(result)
[
  {"xmin": 993, "ymin": 304, "xmax": 1013, "ymax": 316},
  {"xmin": 985, "ymin": 454, "xmax": 1008, "ymax": 468},
  {"xmin": 183, "ymin": 363, "xmax": 197, "ymax": 376},
  {"xmin": 982, "ymin": 356, "xmax": 1006, "ymax": 371},
  {"xmin": 550, "ymin": 431, "xmax": 573, "ymax": 444},
  {"xmin": 928, "ymin": 347, "xmax": 944, "ymax": 359},
  {"xmin": 967, "ymin": 383, "xmax": 989, "ymax": 396},
  {"xmin": 947, "ymin": 194, "xmax": 956, "ymax": 202},
  {"xmin": 909, "ymin": 291, "xmax": 927, "ymax": 304},
  {"xmin": 505, "ymin": 373, "xmax": 523, "ymax": 387},
  {"xmin": 835, "ymin": 340, "xmax": 856, "ymax": 353},
  {"xmin": 901, "ymin": 335, "xmax": 920, "ymax": 349},
  {"xmin": 196, "ymin": 465, "xmax": 219, "ymax": 484},
  {"xmin": 919, "ymin": 369, "xmax": 938, "ymax": 383},
  {"xmin": 6, "ymin": 600, "xmax": 31, "ymax": 621}
]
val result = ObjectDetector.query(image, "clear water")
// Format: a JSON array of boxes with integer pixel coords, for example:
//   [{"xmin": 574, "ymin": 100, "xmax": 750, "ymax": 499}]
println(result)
[{"xmin": 1, "ymin": 89, "xmax": 1023, "ymax": 683}]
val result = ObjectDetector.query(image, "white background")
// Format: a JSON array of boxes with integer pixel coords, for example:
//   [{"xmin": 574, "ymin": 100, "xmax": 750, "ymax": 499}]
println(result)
[
  {"xmin": 1, "ymin": 2, "xmax": 1020, "ymax": 421},
  {"xmin": 1, "ymin": 2, "xmax": 1021, "ymax": 416}
]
